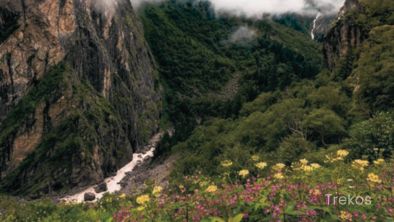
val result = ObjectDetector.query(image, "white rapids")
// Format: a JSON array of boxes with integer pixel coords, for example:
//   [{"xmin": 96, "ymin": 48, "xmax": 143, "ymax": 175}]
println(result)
[
  {"xmin": 62, "ymin": 132, "xmax": 163, "ymax": 203},
  {"xmin": 311, "ymin": 12, "xmax": 322, "ymax": 40}
]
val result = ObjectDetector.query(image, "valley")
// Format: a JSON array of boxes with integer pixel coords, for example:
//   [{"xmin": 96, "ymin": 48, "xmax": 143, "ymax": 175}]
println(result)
[{"xmin": 0, "ymin": 0, "xmax": 393, "ymax": 221}]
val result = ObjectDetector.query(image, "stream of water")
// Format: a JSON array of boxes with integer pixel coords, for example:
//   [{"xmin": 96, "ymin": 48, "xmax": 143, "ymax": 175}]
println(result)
[{"xmin": 62, "ymin": 132, "xmax": 163, "ymax": 203}]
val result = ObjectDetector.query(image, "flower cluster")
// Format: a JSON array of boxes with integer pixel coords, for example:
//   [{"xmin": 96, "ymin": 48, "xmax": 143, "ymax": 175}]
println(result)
[
  {"xmin": 239, "ymin": 169, "xmax": 249, "ymax": 178},
  {"xmin": 352, "ymin": 159, "xmax": 369, "ymax": 171},
  {"xmin": 110, "ymin": 150, "xmax": 392, "ymax": 222},
  {"xmin": 326, "ymin": 149, "xmax": 349, "ymax": 162},
  {"xmin": 292, "ymin": 158, "xmax": 321, "ymax": 173},
  {"xmin": 221, "ymin": 160, "xmax": 233, "ymax": 167},
  {"xmin": 367, "ymin": 173, "xmax": 382, "ymax": 184}
]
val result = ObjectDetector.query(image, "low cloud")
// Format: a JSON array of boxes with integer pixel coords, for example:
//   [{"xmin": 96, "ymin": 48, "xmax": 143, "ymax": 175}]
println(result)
[
  {"xmin": 209, "ymin": 0, "xmax": 345, "ymax": 17},
  {"xmin": 229, "ymin": 26, "xmax": 257, "ymax": 43},
  {"xmin": 84, "ymin": 0, "xmax": 118, "ymax": 17},
  {"xmin": 131, "ymin": 0, "xmax": 345, "ymax": 16}
]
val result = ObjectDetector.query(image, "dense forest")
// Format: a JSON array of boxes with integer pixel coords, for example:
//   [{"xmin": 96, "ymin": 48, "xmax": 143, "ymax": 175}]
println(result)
[
  {"xmin": 140, "ymin": 0, "xmax": 322, "ymax": 140},
  {"xmin": 140, "ymin": 0, "xmax": 393, "ymax": 179}
]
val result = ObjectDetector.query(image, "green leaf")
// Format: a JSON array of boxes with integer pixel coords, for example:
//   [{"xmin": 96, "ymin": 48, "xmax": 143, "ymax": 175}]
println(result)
[
  {"xmin": 201, "ymin": 217, "xmax": 225, "ymax": 222},
  {"xmin": 229, "ymin": 213, "xmax": 244, "ymax": 222}
]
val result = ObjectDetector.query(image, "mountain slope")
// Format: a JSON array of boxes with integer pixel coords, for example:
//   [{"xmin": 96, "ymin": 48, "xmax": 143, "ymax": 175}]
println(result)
[
  {"xmin": 0, "ymin": 0, "xmax": 161, "ymax": 196},
  {"xmin": 140, "ymin": 0, "xmax": 323, "ymax": 140},
  {"xmin": 167, "ymin": 0, "xmax": 394, "ymax": 178}
]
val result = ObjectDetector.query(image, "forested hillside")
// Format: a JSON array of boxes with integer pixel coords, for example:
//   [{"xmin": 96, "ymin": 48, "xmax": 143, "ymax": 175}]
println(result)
[
  {"xmin": 159, "ymin": 0, "xmax": 394, "ymax": 179},
  {"xmin": 140, "ymin": 0, "xmax": 322, "ymax": 139}
]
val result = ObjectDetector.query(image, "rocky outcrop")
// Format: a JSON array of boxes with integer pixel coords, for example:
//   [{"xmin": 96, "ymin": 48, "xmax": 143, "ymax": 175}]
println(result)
[
  {"xmin": 0, "ymin": 0, "xmax": 161, "ymax": 197},
  {"xmin": 323, "ymin": 0, "xmax": 365, "ymax": 69}
]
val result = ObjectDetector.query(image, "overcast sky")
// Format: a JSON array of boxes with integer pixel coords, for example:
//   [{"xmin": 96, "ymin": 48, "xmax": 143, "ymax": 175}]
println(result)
[
  {"xmin": 131, "ymin": 0, "xmax": 345, "ymax": 16},
  {"xmin": 208, "ymin": 0, "xmax": 345, "ymax": 16}
]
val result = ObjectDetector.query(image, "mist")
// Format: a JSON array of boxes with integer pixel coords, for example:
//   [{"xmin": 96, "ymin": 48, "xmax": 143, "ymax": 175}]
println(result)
[
  {"xmin": 89, "ymin": 0, "xmax": 118, "ymax": 17},
  {"xmin": 209, "ymin": 0, "xmax": 345, "ymax": 17},
  {"xmin": 228, "ymin": 26, "xmax": 257, "ymax": 43},
  {"xmin": 130, "ymin": 0, "xmax": 345, "ymax": 16}
]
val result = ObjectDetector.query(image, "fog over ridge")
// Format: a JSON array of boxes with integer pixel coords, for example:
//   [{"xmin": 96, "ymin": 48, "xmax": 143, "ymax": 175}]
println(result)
[
  {"xmin": 130, "ymin": 0, "xmax": 345, "ymax": 16},
  {"xmin": 207, "ymin": 0, "xmax": 345, "ymax": 17}
]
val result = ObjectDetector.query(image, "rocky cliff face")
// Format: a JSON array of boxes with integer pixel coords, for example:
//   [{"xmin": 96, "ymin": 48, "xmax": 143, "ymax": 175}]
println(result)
[
  {"xmin": 323, "ymin": 0, "xmax": 365, "ymax": 70},
  {"xmin": 0, "ymin": 0, "xmax": 161, "ymax": 197}
]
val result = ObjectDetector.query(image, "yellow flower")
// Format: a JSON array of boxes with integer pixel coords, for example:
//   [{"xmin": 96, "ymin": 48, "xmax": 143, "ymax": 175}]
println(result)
[
  {"xmin": 136, "ymin": 206, "xmax": 145, "ymax": 211},
  {"xmin": 273, "ymin": 173, "xmax": 284, "ymax": 180},
  {"xmin": 339, "ymin": 211, "xmax": 352, "ymax": 221},
  {"xmin": 352, "ymin": 159, "xmax": 369, "ymax": 171},
  {"xmin": 251, "ymin": 155, "xmax": 260, "ymax": 161},
  {"xmin": 205, "ymin": 185, "xmax": 218, "ymax": 193},
  {"xmin": 310, "ymin": 163, "xmax": 321, "ymax": 169},
  {"xmin": 255, "ymin": 162, "xmax": 267, "ymax": 169},
  {"xmin": 309, "ymin": 189, "xmax": 321, "ymax": 196},
  {"xmin": 299, "ymin": 159, "xmax": 308, "ymax": 165},
  {"xmin": 374, "ymin": 158, "xmax": 385, "ymax": 165},
  {"xmin": 367, "ymin": 173, "xmax": 382, "ymax": 184},
  {"xmin": 337, "ymin": 149, "xmax": 349, "ymax": 158},
  {"xmin": 152, "ymin": 186, "xmax": 163, "ymax": 197},
  {"xmin": 119, "ymin": 193, "xmax": 127, "ymax": 199},
  {"xmin": 136, "ymin": 194, "xmax": 150, "ymax": 205},
  {"xmin": 221, "ymin": 160, "xmax": 233, "ymax": 167},
  {"xmin": 302, "ymin": 165, "xmax": 314, "ymax": 173},
  {"xmin": 272, "ymin": 163, "xmax": 286, "ymax": 171},
  {"xmin": 239, "ymin": 169, "xmax": 249, "ymax": 178}
]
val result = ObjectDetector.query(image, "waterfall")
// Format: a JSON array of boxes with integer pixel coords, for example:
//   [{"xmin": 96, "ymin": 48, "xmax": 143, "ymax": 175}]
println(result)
[{"xmin": 311, "ymin": 12, "xmax": 322, "ymax": 40}]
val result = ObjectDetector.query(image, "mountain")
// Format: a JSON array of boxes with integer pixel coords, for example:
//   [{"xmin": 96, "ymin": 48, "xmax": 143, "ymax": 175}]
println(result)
[
  {"xmin": 324, "ymin": 0, "xmax": 394, "ymax": 111},
  {"xmin": 0, "ymin": 0, "xmax": 161, "ymax": 196},
  {"xmin": 140, "ymin": 0, "xmax": 322, "ymax": 141},
  {"xmin": 155, "ymin": 0, "xmax": 393, "ymax": 179}
]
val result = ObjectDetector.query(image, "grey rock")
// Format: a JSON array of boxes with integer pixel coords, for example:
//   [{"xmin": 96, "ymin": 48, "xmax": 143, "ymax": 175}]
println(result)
[
  {"xmin": 94, "ymin": 183, "xmax": 108, "ymax": 193},
  {"xmin": 84, "ymin": 192, "xmax": 96, "ymax": 202}
]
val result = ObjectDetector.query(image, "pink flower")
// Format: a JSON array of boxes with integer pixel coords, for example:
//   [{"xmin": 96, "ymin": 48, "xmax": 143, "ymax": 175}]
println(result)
[
  {"xmin": 296, "ymin": 201, "xmax": 307, "ymax": 210},
  {"xmin": 306, "ymin": 210, "xmax": 317, "ymax": 217}
]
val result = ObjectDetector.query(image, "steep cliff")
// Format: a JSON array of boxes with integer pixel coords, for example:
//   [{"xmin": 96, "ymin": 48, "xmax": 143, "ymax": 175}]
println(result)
[
  {"xmin": 323, "ymin": 0, "xmax": 394, "ymax": 112},
  {"xmin": 323, "ymin": 0, "xmax": 365, "ymax": 71},
  {"xmin": 323, "ymin": 0, "xmax": 394, "ymax": 70},
  {"xmin": 0, "ymin": 0, "xmax": 161, "ymax": 197}
]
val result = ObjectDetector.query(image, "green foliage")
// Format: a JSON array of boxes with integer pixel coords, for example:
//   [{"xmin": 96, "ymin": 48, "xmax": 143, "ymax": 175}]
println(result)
[
  {"xmin": 358, "ymin": 0, "xmax": 394, "ymax": 26},
  {"xmin": 345, "ymin": 112, "xmax": 394, "ymax": 159},
  {"xmin": 171, "ymin": 77, "xmax": 354, "ymax": 177},
  {"xmin": 0, "ymin": 194, "xmax": 117, "ymax": 222},
  {"xmin": 2, "ymin": 152, "xmax": 393, "ymax": 222},
  {"xmin": 273, "ymin": 14, "xmax": 313, "ymax": 34},
  {"xmin": 239, "ymin": 92, "xmax": 278, "ymax": 116},
  {"xmin": 140, "ymin": 0, "xmax": 322, "ymax": 140},
  {"xmin": 277, "ymin": 134, "xmax": 316, "ymax": 165},
  {"xmin": 306, "ymin": 83, "xmax": 351, "ymax": 116},
  {"xmin": 351, "ymin": 25, "xmax": 394, "ymax": 111},
  {"xmin": 166, "ymin": 0, "xmax": 394, "ymax": 177},
  {"xmin": 302, "ymin": 108, "xmax": 346, "ymax": 146}
]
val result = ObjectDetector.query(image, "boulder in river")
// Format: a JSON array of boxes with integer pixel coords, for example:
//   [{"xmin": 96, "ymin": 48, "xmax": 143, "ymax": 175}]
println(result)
[
  {"xmin": 94, "ymin": 183, "xmax": 108, "ymax": 193},
  {"xmin": 84, "ymin": 192, "xmax": 96, "ymax": 202}
]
